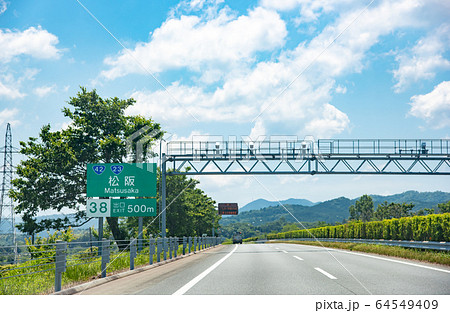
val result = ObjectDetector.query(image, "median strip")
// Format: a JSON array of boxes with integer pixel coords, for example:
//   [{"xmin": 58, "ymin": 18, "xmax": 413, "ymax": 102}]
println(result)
[{"xmin": 315, "ymin": 267, "xmax": 337, "ymax": 279}]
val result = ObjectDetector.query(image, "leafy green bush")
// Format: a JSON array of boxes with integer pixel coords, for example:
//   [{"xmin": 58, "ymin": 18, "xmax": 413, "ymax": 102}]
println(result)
[{"xmin": 267, "ymin": 213, "xmax": 450, "ymax": 241}]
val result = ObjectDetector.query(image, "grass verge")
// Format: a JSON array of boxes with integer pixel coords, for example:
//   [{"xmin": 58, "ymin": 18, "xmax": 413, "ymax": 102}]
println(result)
[{"xmin": 269, "ymin": 240, "xmax": 450, "ymax": 266}]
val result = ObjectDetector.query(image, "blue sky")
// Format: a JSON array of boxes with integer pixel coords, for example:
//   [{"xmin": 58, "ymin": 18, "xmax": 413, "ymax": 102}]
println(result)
[{"xmin": 1, "ymin": 0, "xmax": 450, "ymax": 209}]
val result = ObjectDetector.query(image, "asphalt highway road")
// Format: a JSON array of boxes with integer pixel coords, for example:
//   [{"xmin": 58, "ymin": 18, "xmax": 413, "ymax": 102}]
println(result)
[{"xmin": 75, "ymin": 243, "xmax": 450, "ymax": 295}]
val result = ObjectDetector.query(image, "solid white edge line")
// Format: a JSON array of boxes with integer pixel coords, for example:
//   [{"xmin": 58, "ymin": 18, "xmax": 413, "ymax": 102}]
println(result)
[
  {"xmin": 293, "ymin": 256, "xmax": 304, "ymax": 261},
  {"xmin": 315, "ymin": 267, "xmax": 337, "ymax": 279},
  {"xmin": 173, "ymin": 244, "xmax": 238, "ymax": 295},
  {"xmin": 300, "ymin": 244, "xmax": 450, "ymax": 274}
]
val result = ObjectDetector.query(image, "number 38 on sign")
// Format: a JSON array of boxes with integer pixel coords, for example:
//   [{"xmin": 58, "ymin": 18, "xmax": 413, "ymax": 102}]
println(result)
[{"xmin": 87, "ymin": 198, "xmax": 157, "ymax": 217}]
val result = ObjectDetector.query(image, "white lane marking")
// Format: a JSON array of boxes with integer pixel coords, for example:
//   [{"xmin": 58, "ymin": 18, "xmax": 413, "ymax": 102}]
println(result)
[
  {"xmin": 321, "ymin": 246, "xmax": 450, "ymax": 275},
  {"xmin": 315, "ymin": 267, "xmax": 337, "ymax": 280},
  {"xmin": 275, "ymin": 247, "xmax": 280, "ymax": 250},
  {"xmin": 281, "ymin": 250, "xmax": 288, "ymax": 253},
  {"xmin": 173, "ymin": 244, "xmax": 238, "ymax": 295},
  {"xmin": 293, "ymin": 243, "xmax": 450, "ymax": 274},
  {"xmin": 293, "ymin": 256, "xmax": 304, "ymax": 261}
]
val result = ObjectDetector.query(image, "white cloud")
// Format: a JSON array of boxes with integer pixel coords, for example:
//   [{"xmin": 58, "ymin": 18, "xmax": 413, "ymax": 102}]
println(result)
[
  {"xmin": 0, "ymin": 0, "xmax": 7, "ymax": 15},
  {"xmin": 303, "ymin": 103, "xmax": 350, "ymax": 138},
  {"xmin": 0, "ymin": 26, "xmax": 62, "ymax": 63},
  {"xmin": 335, "ymin": 85, "xmax": 347, "ymax": 94},
  {"xmin": 409, "ymin": 81, "xmax": 450, "ymax": 129},
  {"xmin": 34, "ymin": 84, "xmax": 56, "ymax": 98},
  {"xmin": 393, "ymin": 24, "xmax": 450, "ymax": 93},
  {"xmin": 260, "ymin": 0, "xmax": 356, "ymax": 24},
  {"xmin": 0, "ymin": 68, "xmax": 40, "ymax": 99},
  {"xmin": 289, "ymin": 0, "xmax": 421, "ymax": 79},
  {"xmin": 0, "ymin": 108, "xmax": 20, "ymax": 128},
  {"xmin": 249, "ymin": 120, "xmax": 266, "ymax": 141},
  {"xmin": 0, "ymin": 80, "xmax": 25, "ymax": 99},
  {"xmin": 122, "ymin": 0, "xmax": 443, "ymax": 138},
  {"xmin": 101, "ymin": 7, "xmax": 287, "ymax": 79}
]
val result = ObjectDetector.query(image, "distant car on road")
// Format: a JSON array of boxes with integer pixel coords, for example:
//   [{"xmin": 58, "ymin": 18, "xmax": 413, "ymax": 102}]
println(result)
[{"xmin": 232, "ymin": 232, "xmax": 243, "ymax": 244}]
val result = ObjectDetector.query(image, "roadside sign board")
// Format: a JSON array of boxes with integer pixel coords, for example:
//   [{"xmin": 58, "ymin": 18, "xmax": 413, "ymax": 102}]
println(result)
[
  {"xmin": 87, "ymin": 163, "xmax": 157, "ymax": 197},
  {"xmin": 218, "ymin": 203, "xmax": 238, "ymax": 215},
  {"xmin": 87, "ymin": 198, "xmax": 157, "ymax": 217}
]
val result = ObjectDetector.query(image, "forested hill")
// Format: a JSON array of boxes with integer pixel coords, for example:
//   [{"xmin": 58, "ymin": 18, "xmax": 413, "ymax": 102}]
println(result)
[
  {"xmin": 221, "ymin": 191, "xmax": 450, "ymax": 226},
  {"xmin": 240, "ymin": 198, "xmax": 317, "ymax": 212}
]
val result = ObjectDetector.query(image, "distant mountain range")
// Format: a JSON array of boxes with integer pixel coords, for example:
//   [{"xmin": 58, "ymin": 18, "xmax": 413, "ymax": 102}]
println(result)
[
  {"xmin": 2, "ymin": 190, "xmax": 449, "ymax": 235},
  {"xmin": 240, "ymin": 198, "xmax": 318, "ymax": 212},
  {"xmin": 0, "ymin": 214, "xmax": 97, "ymax": 235},
  {"xmin": 220, "ymin": 191, "xmax": 450, "ymax": 227}
]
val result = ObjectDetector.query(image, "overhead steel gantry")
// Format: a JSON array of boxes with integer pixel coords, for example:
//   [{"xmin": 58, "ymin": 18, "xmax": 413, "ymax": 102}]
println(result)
[
  {"xmin": 163, "ymin": 139, "xmax": 450, "ymax": 176},
  {"xmin": 158, "ymin": 138, "xmax": 449, "ymax": 237}
]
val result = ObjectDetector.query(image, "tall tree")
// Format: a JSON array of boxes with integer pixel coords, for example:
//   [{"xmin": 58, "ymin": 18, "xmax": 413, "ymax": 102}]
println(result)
[
  {"xmin": 349, "ymin": 195, "xmax": 374, "ymax": 222},
  {"xmin": 11, "ymin": 87, "xmax": 162, "ymax": 242},
  {"xmin": 437, "ymin": 201, "xmax": 450, "ymax": 213},
  {"xmin": 374, "ymin": 201, "xmax": 414, "ymax": 220}
]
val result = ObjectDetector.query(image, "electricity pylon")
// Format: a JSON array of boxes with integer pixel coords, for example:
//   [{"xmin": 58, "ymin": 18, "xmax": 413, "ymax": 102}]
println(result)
[{"xmin": 0, "ymin": 123, "xmax": 17, "ymax": 261}]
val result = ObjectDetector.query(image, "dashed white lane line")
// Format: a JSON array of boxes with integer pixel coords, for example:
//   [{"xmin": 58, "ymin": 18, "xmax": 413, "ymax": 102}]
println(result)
[
  {"xmin": 275, "ymin": 247, "xmax": 280, "ymax": 250},
  {"xmin": 281, "ymin": 250, "xmax": 288, "ymax": 253},
  {"xmin": 173, "ymin": 244, "xmax": 238, "ymax": 295},
  {"xmin": 293, "ymin": 256, "xmax": 304, "ymax": 261},
  {"xmin": 315, "ymin": 267, "xmax": 337, "ymax": 280}
]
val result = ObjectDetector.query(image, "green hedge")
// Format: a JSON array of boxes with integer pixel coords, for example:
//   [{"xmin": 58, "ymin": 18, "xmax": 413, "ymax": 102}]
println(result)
[{"xmin": 267, "ymin": 213, "xmax": 450, "ymax": 242}]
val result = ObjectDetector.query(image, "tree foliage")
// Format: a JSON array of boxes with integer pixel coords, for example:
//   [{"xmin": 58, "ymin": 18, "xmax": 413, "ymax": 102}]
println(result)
[
  {"xmin": 11, "ymin": 88, "xmax": 162, "ymax": 241},
  {"xmin": 438, "ymin": 201, "xmax": 450, "ymax": 213},
  {"xmin": 349, "ymin": 195, "xmax": 374, "ymax": 222},
  {"xmin": 374, "ymin": 201, "xmax": 414, "ymax": 220}
]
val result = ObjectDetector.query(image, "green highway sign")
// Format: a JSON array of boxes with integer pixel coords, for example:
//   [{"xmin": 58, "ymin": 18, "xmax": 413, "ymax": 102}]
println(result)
[
  {"xmin": 87, "ymin": 198, "xmax": 157, "ymax": 217},
  {"xmin": 87, "ymin": 163, "xmax": 157, "ymax": 197}
]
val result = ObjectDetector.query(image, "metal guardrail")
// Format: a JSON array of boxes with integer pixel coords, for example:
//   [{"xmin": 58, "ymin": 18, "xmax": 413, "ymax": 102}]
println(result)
[
  {"xmin": 0, "ymin": 236, "xmax": 223, "ymax": 294},
  {"xmin": 266, "ymin": 238, "xmax": 450, "ymax": 251}
]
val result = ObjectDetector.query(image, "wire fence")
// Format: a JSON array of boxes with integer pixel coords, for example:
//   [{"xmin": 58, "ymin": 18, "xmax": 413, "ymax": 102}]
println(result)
[{"xmin": 0, "ymin": 236, "xmax": 223, "ymax": 295}]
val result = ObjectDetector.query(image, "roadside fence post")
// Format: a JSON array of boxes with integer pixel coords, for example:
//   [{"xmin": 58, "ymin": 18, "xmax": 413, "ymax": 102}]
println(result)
[
  {"xmin": 157, "ymin": 238, "xmax": 161, "ymax": 263},
  {"xmin": 101, "ymin": 239, "xmax": 110, "ymax": 278},
  {"xmin": 149, "ymin": 235, "xmax": 155, "ymax": 265},
  {"xmin": 174, "ymin": 237, "xmax": 178, "ymax": 257},
  {"xmin": 54, "ymin": 240, "xmax": 67, "ymax": 293},
  {"xmin": 169, "ymin": 237, "xmax": 173, "ymax": 259},
  {"xmin": 183, "ymin": 237, "xmax": 187, "ymax": 255},
  {"xmin": 163, "ymin": 237, "xmax": 168, "ymax": 260},
  {"xmin": 188, "ymin": 236, "xmax": 192, "ymax": 253},
  {"xmin": 130, "ymin": 238, "xmax": 137, "ymax": 270},
  {"xmin": 193, "ymin": 237, "xmax": 197, "ymax": 252}
]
